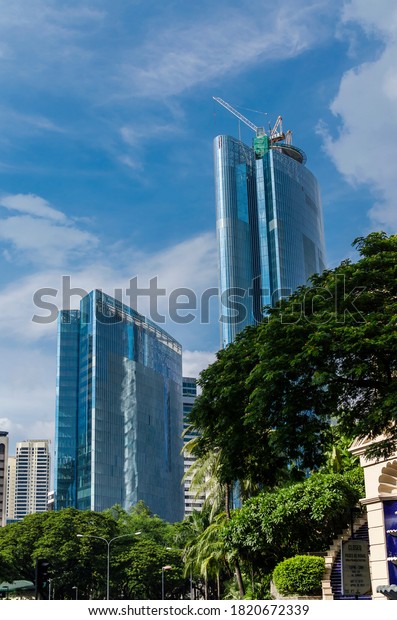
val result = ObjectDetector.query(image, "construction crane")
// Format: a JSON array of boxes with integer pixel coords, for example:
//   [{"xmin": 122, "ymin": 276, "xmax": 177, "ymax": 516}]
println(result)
[{"xmin": 213, "ymin": 96, "xmax": 287, "ymax": 144}]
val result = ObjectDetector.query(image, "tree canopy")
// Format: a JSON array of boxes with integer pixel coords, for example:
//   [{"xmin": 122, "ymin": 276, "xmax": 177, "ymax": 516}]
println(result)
[
  {"xmin": 0, "ymin": 502, "xmax": 188, "ymax": 600},
  {"xmin": 222, "ymin": 469, "xmax": 365, "ymax": 574},
  {"xmin": 188, "ymin": 231, "xmax": 397, "ymax": 482}
]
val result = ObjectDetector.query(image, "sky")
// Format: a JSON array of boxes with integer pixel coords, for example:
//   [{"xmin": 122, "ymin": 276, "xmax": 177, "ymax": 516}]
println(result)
[{"xmin": 0, "ymin": 0, "xmax": 396, "ymax": 454}]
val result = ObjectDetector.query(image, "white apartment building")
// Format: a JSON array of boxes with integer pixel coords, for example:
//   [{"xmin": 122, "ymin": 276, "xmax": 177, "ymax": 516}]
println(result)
[{"xmin": 7, "ymin": 439, "xmax": 50, "ymax": 521}]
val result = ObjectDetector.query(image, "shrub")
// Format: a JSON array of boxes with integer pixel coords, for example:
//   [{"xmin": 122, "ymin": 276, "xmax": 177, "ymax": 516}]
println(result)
[{"xmin": 272, "ymin": 555, "xmax": 325, "ymax": 597}]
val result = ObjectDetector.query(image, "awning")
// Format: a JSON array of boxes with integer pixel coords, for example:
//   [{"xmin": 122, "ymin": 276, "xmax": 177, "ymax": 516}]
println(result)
[{"xmin": 0, "ymin": 580, "xmax": 34, "ymax": 592}]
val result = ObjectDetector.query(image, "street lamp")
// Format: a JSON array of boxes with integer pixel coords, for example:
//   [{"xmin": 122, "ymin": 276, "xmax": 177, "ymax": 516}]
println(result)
[
  {"xmin": 77, "ymin": 531, "xmax": 141, "ymax": 600},
  {"xmin": 72, "ymin": 585, "xmax": 78, "ymax": 600},
  {"xmin": 162, "ymin": 565, "xmax": 172, "ymax": 600}
]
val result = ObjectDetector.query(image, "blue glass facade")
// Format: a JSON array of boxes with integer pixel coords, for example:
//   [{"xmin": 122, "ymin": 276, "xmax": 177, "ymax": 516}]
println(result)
[
  {"xmin": 214, "ymin": 135, "xmax": 326, "ymax": 346},
  {"xmin": 55, "ymin": 290, "xmax": 185, "ymax": 523}
]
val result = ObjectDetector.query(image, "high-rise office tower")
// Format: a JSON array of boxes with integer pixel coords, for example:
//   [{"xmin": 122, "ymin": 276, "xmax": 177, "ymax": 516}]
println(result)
[
  {"xmin": 6, "ymin": 440, "xmax": 50, "ymax": 521},
  {"xmin": 182, "ymin": 377, "xmax": 205, "ymax": 517},
  {"xmin": 0, "ymin": 431, "xmax": 9, "ymax": 526},
  {"xmin": 55, "ymin": 289, "xmax": 185, "ymax": 523},
  {"xmin": 213, "ymin": 98, "xmax": 326, "ymax": 346}
]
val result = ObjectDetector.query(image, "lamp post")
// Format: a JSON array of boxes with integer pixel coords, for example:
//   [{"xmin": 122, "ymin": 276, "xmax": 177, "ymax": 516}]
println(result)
[
  {"xmin": 77, "ymin": 531, "xmax": 141, "ymax": 600},
  {"xmin": 162, "ymin": 565, "xmax": 172, "ymax": 600},
  {"xmin": 72, "ymin": 585, "xmax": 78, "ymax": 600}
]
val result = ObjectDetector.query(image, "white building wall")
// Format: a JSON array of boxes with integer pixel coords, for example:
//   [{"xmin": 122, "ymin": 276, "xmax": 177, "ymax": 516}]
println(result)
[{"xmin": 12, "ymin": 440, "xmax": 50, "ymax": 520}]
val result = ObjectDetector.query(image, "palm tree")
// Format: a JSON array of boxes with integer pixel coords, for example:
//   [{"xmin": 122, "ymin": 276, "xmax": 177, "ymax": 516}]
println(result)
[{"xmin": 182, "ymin": 441, "xmax": 245, "ymax": 597}]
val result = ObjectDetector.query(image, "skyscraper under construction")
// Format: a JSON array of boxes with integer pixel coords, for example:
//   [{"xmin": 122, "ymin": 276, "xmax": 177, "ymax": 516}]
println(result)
[{"xmin": 213, "ymin": 98, "xmax": 326, "ymax": 346}]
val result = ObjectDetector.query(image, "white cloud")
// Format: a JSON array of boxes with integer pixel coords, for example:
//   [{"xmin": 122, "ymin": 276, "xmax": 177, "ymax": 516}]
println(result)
[
  {"xmin": 0, "ymin": 194, "xmax": 98, "ymax": 265},
  {"xmin": 342, "ymin": 0, "xmax": 397, "ymax": 36},
  {"xmin": 1, "ymin": 193, "xmax": 67, "ymax": 222},
  {"xmin": 182, "ymin": 350, "xmax": 216, "ymax": 381},
  {"xmin": 119, "ymin": 1, "xmax": 337, "ymax": 99},
  {"xmin": 0, "ymin": 1, "xmax": 340, "ymax": 154},
  {"xmin": 320, "ymin": 1, "xmax": 397, "ymax": 230}
]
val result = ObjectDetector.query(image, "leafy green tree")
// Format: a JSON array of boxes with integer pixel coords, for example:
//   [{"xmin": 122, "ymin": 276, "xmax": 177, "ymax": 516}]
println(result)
[
  {"xmin": 223, "ymin": 469, "xmax": 365, "ymax": 576},
  {"xmin": 189, "ymin": 323, "xmax": 300, "ymax": 490},
  {"xmin": 114, "ymin": 538, "xmax": 185, "ymax": 599},
  {"xmin": 319, "ymin": 426, "xmax": 360, "ymax": 474},
  {"xmin": 247, "ymin": 231, "xmax": 397, "ymax": 461},
  {"xmin": 189, "ymin": 231, "xmax": 397, "ymax": 507},
  {"xmin": 0, "ymin": 509, "xmax": 119, "ymax": 599},
  {"xmin": 104, "ymin": 501, "xmax": 175, "ymax": 547},
  {"xmin": 0, "ymin": 504, "xmax": 189, "ymax": 600}
]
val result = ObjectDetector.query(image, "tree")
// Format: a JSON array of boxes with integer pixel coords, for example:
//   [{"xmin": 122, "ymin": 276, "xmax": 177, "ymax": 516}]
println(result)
[
  {"xmin": 190, "ymin": 232, "xmax": 397, "ymax": 488},
  {"xmin": 180, "ymin": 509, "xmax": 233, "ymax": 600},
  {"xmin": 188, "ymin": 324, "xmax": 295, "ymax": 496},
  {"xmin": 0, "ymin": 509, "xmax": 119, "ymax": 599},
  {"xmin": 222, "ymin": 469, "xmax": 365, "ymax": 578},
  {"xmin": 104, "ymin": 501, "xmax": 175, "ymax": 547},
  {"xmin": 113, "ymin": 538, "xmax": 185, "ymax": 600},
  {"xmin": 0, "ymin": 504, "xmax": 188, "ymax": 600},
  {"xmin": 247, "ymin": 231, "xmax": 397, "ymax": 460}
]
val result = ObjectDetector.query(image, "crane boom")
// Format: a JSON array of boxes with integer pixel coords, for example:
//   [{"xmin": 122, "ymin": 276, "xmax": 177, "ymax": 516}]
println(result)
[
  {"xmin": 213, "ymin": 97, "xmax": 294, "ymax": 160},
  {"xmin": 213, "ymin": 96, "xmax": 261, "ymax": 135}
]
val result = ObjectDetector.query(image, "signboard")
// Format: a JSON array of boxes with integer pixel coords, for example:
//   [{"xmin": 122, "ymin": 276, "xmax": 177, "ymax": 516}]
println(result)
[{"xmin": 341, "ymin": 540, "xmax": 371, "ymax": 596}]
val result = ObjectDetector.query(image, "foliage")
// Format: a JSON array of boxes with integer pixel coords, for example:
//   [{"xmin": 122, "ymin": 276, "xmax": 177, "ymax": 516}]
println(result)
[
  {"xmin": 319, "ymin": 426, "xmax": 360, "ymax": 474},
  {"xmin": 272, "ymin": 556, "xmax": 325, "ymax": 597},
  {"xmin": 104, "ymin": 501, "xmax": 175, "ymax": 546},
  {"xmin": 114, "ymin": 538, "xmax": 185, "ymax": 600},
  {"xmin": 247, "ymin": 231, "xmax": 397, "ymax": 461},
  {"xmin": 0, "ymin": 502, "xmax": 189, "ymax": 600},
  {"xmin": 189, "ymin": 232, "xmax": 397, "ymax": 489},
  {"xmin": 182, "ymin": 449, "xmax": 226, "ymax": 519},
  {"xmin": 0, "ymin": 508, "xmax": 118, "ymax": 599},
  {"xmin": 223, "ymin": 470, "xmax": 365, "ymax": 574},
  {"xmin": 187, "ymin": 324, "xmax": 305, "ymax": 493}
]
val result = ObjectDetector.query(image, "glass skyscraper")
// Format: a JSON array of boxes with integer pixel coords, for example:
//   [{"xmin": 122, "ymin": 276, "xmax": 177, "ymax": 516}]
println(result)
[
  {"xmin": 214, "ymin": 132, "xmax": 326, "ymax": 346},
  {"xmin": 55, "ymin": 290, "xmax": 185, "ymax": 523}
]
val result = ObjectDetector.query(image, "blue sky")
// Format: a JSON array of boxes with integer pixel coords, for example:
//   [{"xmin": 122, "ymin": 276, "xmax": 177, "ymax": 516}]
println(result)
[{"xmin": 1, "ymin": 0, "xmax": 396, "ymax": 453}]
